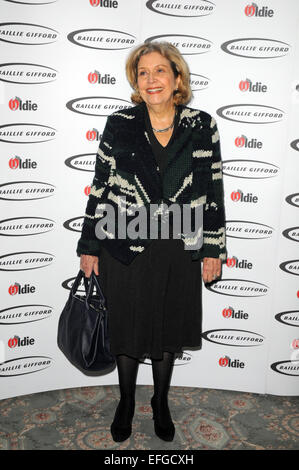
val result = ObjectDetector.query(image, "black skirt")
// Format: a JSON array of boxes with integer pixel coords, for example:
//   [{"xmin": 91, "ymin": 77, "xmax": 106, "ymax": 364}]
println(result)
[
  {"xmin": 96, "ymin": 104, "xmax": 203, "ymax": 361},
  {"xmin": 98, "ymin": 239, "xmax": 203, "ymax": 361}
]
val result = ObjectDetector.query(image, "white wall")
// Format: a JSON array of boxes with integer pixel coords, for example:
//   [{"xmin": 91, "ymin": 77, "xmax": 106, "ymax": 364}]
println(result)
[{"xmin": 0, "ymin": 0, "xmax": 298, "ymax": 399}]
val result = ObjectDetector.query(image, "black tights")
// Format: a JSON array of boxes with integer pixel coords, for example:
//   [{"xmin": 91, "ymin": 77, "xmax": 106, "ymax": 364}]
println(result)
[{"xmin": 114, "ymin": 352, "xmax": 175, "ymax": 424}]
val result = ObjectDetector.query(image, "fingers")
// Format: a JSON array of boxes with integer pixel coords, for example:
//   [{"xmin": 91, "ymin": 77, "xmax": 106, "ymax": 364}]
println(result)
[
  {"xmin": 80, "ymin": 254, "xmax": 99, "ymax": 278},
  {"xmin": 93, "ymin": 257, "xmax": 99, "ymax": 276},
  {"xmin": 202, "ymin": 257, "xmax": 222, "ymax": 284}
]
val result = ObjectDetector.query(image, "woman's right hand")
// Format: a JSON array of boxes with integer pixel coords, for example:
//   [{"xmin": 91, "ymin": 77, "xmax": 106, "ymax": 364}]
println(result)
[{"xmin": 80, "ymin": 254, "xmax": 99, "ymax": 278}]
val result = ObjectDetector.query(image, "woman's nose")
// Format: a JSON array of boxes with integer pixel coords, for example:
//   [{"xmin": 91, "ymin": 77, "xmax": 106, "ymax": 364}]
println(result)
[{"xmin": 147, "ymin": 72, "xmax": 156, "ymax": 83}]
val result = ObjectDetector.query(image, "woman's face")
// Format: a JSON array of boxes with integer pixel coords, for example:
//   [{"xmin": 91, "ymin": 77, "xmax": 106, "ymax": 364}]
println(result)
[{"xmin": 136, "ymin": 51, "xmax": 180, "ymax": 108}]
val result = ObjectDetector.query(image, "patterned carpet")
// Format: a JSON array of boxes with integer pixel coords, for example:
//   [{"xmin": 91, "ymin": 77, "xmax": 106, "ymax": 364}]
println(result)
[{"xmin": 0, "ymin": 385, "xmax": 298, "ymax": 450}]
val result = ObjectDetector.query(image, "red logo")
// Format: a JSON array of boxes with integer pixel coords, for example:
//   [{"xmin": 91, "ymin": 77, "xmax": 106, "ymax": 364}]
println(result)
[
  {"xmin": 9, "ymin": 157, "xmax": 20, "ymax": 169},
  {"xmin": 292, "ymin": 339, "xmax": 299, "ymax": 349},
  {"xmin": 88, "ymin": 71, "xmax": 99, "ymax": 84},
  {"xmin": 9, "ymin": 97, "xmax": 20, "ymax": 110},
  {"xmin": 239, "ymin": 80, "xmax": 250, "ymax": 91},
  {"xmin": 222, "ymin": 308, "xmax": 233, "ymax": 318},
  {"xmin": 226, "ymin": 257, "xmax": 237, "ymax": 268},
  {"xmin": 231, "ymin": 191, "xmax": 242, "ymax": 201},
  {"xmin": 8, "ymin": 284, "xmax": 19, "ymax": 295},
  {"xmin": 235, "ymin": 136, "xmax": 246, "ymax": 147},
  {"xmin": 86, "ymin": 129, "xmax": 98, "ymax": 141},
  {"xmin": 90, "ymin": 0, "xmax": 100, "ymax": 5},
  {"xmin": 219, "ymin": 356, "xmax": 229, "ymax": 367},
  {"xmin": 8, "ymin": 336, "xmax": 18, "ymax": 348},
  {"xmin": 84, "ymin": 186, "xmax": 91, "ymax": 196},
  {"xmin": 244, "ymin": 4, "xmax": 256, "ymax": 16}
]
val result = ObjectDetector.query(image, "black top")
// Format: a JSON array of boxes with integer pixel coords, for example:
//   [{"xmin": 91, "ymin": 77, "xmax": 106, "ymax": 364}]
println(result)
[{"xmin": 144, "ymin": 104, "xmax": 180, "ymax": 177}]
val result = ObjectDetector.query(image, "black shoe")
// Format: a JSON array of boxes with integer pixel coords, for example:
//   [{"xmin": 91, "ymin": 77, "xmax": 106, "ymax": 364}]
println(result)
[
  {"xmin": 110, "ymin": 400, "xmax": 135, "ymax": 442},
  {"xmin": 151, "ymin": 395, "xmax": 175, "ymax": 441}
]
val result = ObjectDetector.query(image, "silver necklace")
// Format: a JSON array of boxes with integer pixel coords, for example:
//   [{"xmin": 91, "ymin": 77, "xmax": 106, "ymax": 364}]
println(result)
[{"xmin": 151, "ymin": 111, "xmax": 176, "ymax": 133}]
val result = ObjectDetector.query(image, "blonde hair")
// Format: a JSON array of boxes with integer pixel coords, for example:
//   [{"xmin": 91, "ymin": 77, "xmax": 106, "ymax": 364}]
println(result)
[{"xmin": 125, "ymin": 41, "xmax": 192, "ymax": 105}]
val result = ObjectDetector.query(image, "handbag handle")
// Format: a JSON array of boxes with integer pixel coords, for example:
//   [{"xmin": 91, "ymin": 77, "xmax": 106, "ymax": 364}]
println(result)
[
  {"xmin": 71, "ymin": 269, "xmax": 106, "ymax": 310},
  {"xmin": 85, "ymin": 272, "xmax": 106, "ymax": 308},
  {"xmin": 71, "ymin": 269, "xmax": 89, "ymax": 295}
]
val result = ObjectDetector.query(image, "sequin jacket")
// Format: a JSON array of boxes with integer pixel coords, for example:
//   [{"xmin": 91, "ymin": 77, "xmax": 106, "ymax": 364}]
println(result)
[{"xmin": 76, "ymin": 101, "xmax": 227, "ymax": 265}]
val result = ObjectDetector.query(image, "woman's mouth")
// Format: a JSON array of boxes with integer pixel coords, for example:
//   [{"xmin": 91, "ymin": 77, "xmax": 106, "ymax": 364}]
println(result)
[{"xmin": 146, "ymin": 88, "xmax": 163, "ymax": 94}]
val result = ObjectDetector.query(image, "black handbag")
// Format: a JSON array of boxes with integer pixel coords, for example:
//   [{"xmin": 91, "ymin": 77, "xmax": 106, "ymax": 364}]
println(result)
[{"xmin": 57, "ymin": 269, "xmax": 116, "ymax": 374}]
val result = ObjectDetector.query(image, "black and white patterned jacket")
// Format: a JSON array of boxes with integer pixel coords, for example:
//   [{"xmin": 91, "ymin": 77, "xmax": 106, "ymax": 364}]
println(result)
[{"xmin": 77, "ymin": 101, "xmax": 227, "ymax": 265}]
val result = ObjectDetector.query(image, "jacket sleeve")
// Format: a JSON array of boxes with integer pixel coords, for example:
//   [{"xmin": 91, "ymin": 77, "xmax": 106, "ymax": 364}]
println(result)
[
  {"xmin": 201, "ymin": 115, "xmax": 227, "ymax": 261},
  {"xmin": 76, "ymin": 115, "xmax": 115, "ymax": 257}
]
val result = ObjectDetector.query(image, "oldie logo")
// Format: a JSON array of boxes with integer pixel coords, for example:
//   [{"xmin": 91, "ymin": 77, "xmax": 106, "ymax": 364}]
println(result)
[
  {"xmin": 226, "ymin": 257, "xmax": 252, "ymax": 270},
  {"xmin": 8, "ymin": 97, "xmax": 38, "ymax": 111},
  {"xmin": 0, "ymin": 23, "xmax": 58, "ymax": 45},
  {"xmin": 244, "ymin": 3, "xmax": 274, "ymax": 17},
  {"xmin": 282, "ymin": 227, "xmax": 299, "ymax": 243},
  {"xmin": 67, "ymin": 29, "xmax": 137, "ymax": 50},
  {"xmin": 84, "ymin": 186, "xmax": 91, "ymax": 196},
  {"xmin": 0, "ymin": 181, "xmax": 55, "ymax": 200},
  {"xmin": 216, "ymin": 104, "xmax": 284, "ymax": 124},
  {"xmin": 218, "ymin": 356, "xmax": 245, "ymax": 368},
  {"xmin": 275, "ymin": 310, "xmax": 299, "ymax": 328},
  {"xmin": 0, "ymin": 63, "xmax": 58, "ymax": 84},
  {"xmin": 86, "ymin": 128, "xmax": 101, "ymax": 141},
  {"xmin": 0, "ymin": 124, "xmax": 57, "ymax": 143},
  {"xmin": 206, "ymin": 279, "xmax": 269, "ymax": 297},
  {"xmin": 8, "ymin": 335, "xmax": 35, "ymax": 348},
  {"xmin": 66, "ymin": 96, "xmax": 133, "ymax": 117},
  {"xmin": 65, "ymin": 154, "xmax": 96, "ymax": 172},
  {"xmin": 145, "ymin": 34, "xmax": 212, "ymax": 55},
  {"xmin": 230, "ymin": 190, "xmax": 258, "ymax": 203},
  {"xmin": 0, "ymin": 252, "xmax": 54, "ymax": 271},
  {"xmin": 221, "ymin": 38, "xmax": 290, "ymax": 59},
  {"xmin": 0, "ymin": 305, "xmax": 53, "ymax": 325},
  {"xmin": 8, "ymin": 282, "xmax": 36, "ymax": 296},
  {"xmin": 235, "ymin": 135, "xmax": 263, "ymax": 149},
  {"xmin": 0, "ymin": 356, "xmax": 53, "ymax": 377},
  {"xmin": 88, "ymin": 71, "xmax": 116, "ymax": 85},
  {"xmin": 270, "ymin": 360, "xmax": 299, "ymax": 377},
  {"xmin": 222, "ymin": 307, "xmax": 249, "ymax": 320},
  {"xmin": 9, "ymin": 156, "xmax": 37, "ymax": 170},
  {"xmin": 63, "ymin": 216, "xmax": 84, "ymax": 232},
  {"xmin": 285, "ymin": 193, "xmax": 299, "ymax": 208},
  {"xmin": 225, "ymin": 221, "xmax": 274, "ymax": 240},
  {"xmin": 89, "ymin": 0, "xmax": 118, "ymax": 7},
  {"xmin": 222, "ymin": 159, "xmax": 279, "ymax": 179},
  {"xmin": 0, "ymin": 217, "xmax": 55, "ymax": 236},
  {"xmin": 146, "ymin": 0, "xmax": 215, "ymax": 17},
  {"xmin": 279, "ymin": 260, "xmax": 299, "ymax": 276},
  {"xmin": 202, "ymin": 329, "xmax": 264, "ymax": 347},
  {"xmin": 239, "ymin": 78, "xmax": 267, "ymax": 93}
]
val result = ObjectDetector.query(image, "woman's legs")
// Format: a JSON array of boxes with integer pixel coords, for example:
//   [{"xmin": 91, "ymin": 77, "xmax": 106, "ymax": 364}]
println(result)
[
  {"xmin": 111, "ymin": 351, "xmax": 175, "ymax": 441},
  {"xmin": 114, "ymin": 354, "xmax": 139, "ymax": 422},
  {"xmin": 151, "ymin": 351, "xmax": 175, "ymax": 440},
  {"xmin": 110, "ymin": 353, "xmax": 139, "ymax": 441}
]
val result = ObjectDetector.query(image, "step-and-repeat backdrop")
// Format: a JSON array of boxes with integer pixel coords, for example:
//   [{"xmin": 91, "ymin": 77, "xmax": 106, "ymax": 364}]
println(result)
[{"xmin": 0, "ymin": 0, "xmax": 298, "ymax": 400}]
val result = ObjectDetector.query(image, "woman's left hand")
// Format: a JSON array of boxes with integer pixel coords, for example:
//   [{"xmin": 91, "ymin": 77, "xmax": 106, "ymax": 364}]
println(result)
[{"xmin": 202, "ymin": 257, "xmax": 222, "ymax": 284}]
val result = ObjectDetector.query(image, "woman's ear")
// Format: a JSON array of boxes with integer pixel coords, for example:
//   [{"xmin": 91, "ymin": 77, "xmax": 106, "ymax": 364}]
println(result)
[{"xmin": 175, "ymin": 74, "xmax": 182, "ymax": 92}]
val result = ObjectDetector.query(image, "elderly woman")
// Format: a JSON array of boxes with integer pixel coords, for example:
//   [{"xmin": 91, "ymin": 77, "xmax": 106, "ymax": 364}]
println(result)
[{"xmin": 77, "ymin": 41, "xmax": 227, "ymax": 443}]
